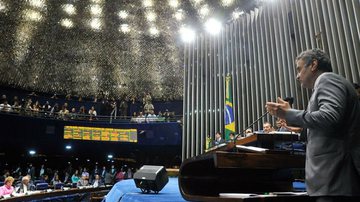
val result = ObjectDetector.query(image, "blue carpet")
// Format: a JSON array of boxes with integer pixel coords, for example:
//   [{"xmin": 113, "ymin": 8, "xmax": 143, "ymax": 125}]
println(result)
[
  {"xmin": 104, "ymin": 178, "xmax": 307, "ymax": 202},
  {"xmin": 104, "ymin": 178, "xmax": 187, "ymax": 202}
]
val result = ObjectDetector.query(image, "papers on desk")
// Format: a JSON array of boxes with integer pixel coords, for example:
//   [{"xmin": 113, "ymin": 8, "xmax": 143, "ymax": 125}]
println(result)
[
  {"xmin": 219, "ymin": 193, "xmax": 259, "ymax": 198},
  {"xmin": 236, "ymin": 145, "xmax": 268, "ymax": 153}
]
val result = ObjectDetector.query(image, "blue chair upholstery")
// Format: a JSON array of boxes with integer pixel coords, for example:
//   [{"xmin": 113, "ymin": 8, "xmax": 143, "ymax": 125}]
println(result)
[
  {"xmin": 34, "ymin": 180, "xmax": 45, "ymax": 185},
  {"xmin": 54, "ymin": 183, "xmax": 65, "ymax": 189},
  {"xmin": 36, "ymin": 182, "xmax": 49, "ymax": 190}
]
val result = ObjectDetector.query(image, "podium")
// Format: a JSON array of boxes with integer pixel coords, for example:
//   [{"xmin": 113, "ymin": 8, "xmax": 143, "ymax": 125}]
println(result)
[{"xmin": 179, "ymin": 134, "xmax": 307, "ymax": 201}]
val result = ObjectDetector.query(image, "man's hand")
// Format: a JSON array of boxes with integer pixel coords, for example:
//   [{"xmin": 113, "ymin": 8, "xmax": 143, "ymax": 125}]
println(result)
[{"xmin": 265, "ymin": 97, "xmax": 291, "ymax": 119}]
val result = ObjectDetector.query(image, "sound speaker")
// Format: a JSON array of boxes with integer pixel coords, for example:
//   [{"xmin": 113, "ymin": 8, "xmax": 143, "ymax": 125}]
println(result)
[{"xmin": 133, "ymin": 165, "xmax": 168, "ymax": 194}]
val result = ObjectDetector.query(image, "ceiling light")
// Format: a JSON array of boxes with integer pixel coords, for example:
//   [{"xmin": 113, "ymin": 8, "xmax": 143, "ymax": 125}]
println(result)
[
  {"xmin": 146, "ymin": 11, "xmax": 157, "ymax": 22},
  {"xmin": 232, "ymin": 10, "xmax": 244, "ymax": 19},
  {"xmin": 24, "ymin": 9, "xmax": 43, "ymax": 22},
  {"xmin": 90, "ymin": 18, "xmax": 102, "ymax": 30},
  {"xmin": 62, "ymin": 4, "xmax": 76, "ymax": 15},
  {"xmin": 180, "ymin": 26, "xmax": 195, "ymax": 43},
  {"xmin": 221, "ymin": 0, "xmax": 234, "ymax": 7},
  {"xmin": 205, "ymin": 18, "xmax": 222, "ymax": 35},
  {"xmin": 89, "ymin": 4, "xmax": 102, "ymax": 16},
  {"xmin": 174, "ymin": 9, "xmax": 184, "ymax": 21},
  {"xmin": 65, "ymin": 145, "xmax": 72, "ymax": 150},
  {"xmin": 169, "ymin": 0, "xmax": 179, "ymax": 8},
  {"xmin": 28, "ymin": 0, "xmax": 46, "ymax": 9},
  {"xmin": 60, "ymin": 18, "xmax": 74, "ymax": 28},
  {"xmin": 107, "ymin": 154, "xmax": 113, "ymax": 159},
  {"xmin": 199, "ymin": 4, "xmax": 209, "ymax": 18},
  {"xmin": 0, "ymin": 1, "xmax": 7, "ymax": 13},
  {"xmin": 118, "ymin": 10, "xmax": 128, "ymax": 19},
  {"xmin": 29, "ymin": 150, "xmax": 36, "ymax": 155},
  {"xmin": 149, "ymin": 27, "xmax": 159, "ymax": 36},
  {"xmin": 143, "ymin": 0, "xmax": 153, "ymax": 7},
  {"xmin": 119, "ymin": 24, "xmax": 130, "ymax": 33}
]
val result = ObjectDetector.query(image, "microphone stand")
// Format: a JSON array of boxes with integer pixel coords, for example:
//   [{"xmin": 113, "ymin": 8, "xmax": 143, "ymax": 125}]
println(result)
[{"xmin": 233, "ymin": 111, "xmax": 269, "ymax": 144}]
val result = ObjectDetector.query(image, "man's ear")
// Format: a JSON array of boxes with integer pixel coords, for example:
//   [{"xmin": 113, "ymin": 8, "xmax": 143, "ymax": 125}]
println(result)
[{"xmin": 311, "ymin": 59, "xmax": 318, "ymax": 71}]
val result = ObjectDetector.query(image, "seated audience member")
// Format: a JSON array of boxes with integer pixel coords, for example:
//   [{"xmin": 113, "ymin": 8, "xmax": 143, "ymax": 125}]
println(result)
[
  {"xmin": 0, "ymin": 176, "xmax": 14, "ymax": 197},
  {"xmin": 71, "ymin": 170, "xmax": 80, "ymax": 184},
  {"xmin": 16, "ymin": 176, "xmax": 35, "ymax": 193},
  {"xmin": 146, "ymin": 111, "xmax": 157, "ymax": 122},
  {"xmin": 104, "ymin": 171, "xmax": 114, "ymax": 185},
  {"xmin": 144, "ymin": 101, "xmax": 154, "ymax": 115},
  {"xmin": 212, "ymin": 132, "xmax": 225, "ymax": 147},
  {"xmin": 136, "ymin": 111, "xmax": 145, "ymax": 123},
  {"xmin": 77, "ymin": 174, "xmax": 90, "ymax": 187},
  {"xmin": 124, "ymin": 167, "xmax": 133, "ymax": 179},
  {"xmin": 91, "ymin": 174, "xmax": 103, "ymax": 188},
  {"xmin": 262, "ymin": 122, "xmax": 274, "ymax": 134},
  {"xmin": 51, "ymin": 174, "xmax": 62, "ymax": 186}
]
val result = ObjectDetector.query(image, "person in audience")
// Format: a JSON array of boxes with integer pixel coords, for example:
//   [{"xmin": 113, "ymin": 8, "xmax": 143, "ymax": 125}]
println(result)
[
  {"xmin": 0, "ymin": 176, "xmax": 14, "ymax": 196},
  {"xmin": 100, "ymin": 166, "xmax": 106, "ymax": 179},
  {"xmin": 245, "ymin": 128, "xmax": 253, "ymax": 137},
  {"xmin": 226, "ymin": 133, "xmax": 235, "ymax": 142},
  {"xmin": 119, "ymin": 99, "xmax": 128, "ymax": 119},
  {"xmin": 81, "ymin": 167, "xmax": 89, "ymax": 180},
  {"xmin": 104, "ymin": 170, "xmax": 114, "ymax": 185},
  {"xmin": 262, "ymin": 122, "xmax": 274, "ymax": 133},
  {"xmin": 136, "ymin": 111, "xmax": 145, "ymax": 123},
  {"xmin": 49, "ymin": 103, "xmax": 59, "ymax": 117},
  {"xmin": 63, "ymin": 171, "xmax": 71, "ymax": 184},
  {"xmin": 27, "ymin": 164, "xmax": 35, "ymax": 180},
  {"xmin": 11, "ymin": 100, "xmax": 21, "ymax": 113},
  {"xmin": 0, "ymin": 100, "xmax": 11, "ymax": 112},
  {"xmin": 77, "ymin": 174, "xmax": 89, "ymax": 187},
  {"xmin": 124, "ymin": 167, "xmax": 133, "ymax": 179},
  {"xmin": 144, "ymin": 101, "xmax": 154, "ymax": 115},
  {"xmin": 71, "ymin": 170, "xmax": 80, "ymax": 184},
  {"xmin": 59, "ymin": 105, "xmax": 69, "ymax": 120},
  {"xmin": 69, "ymin": 108, "xmax": 77, "ymax": 120},
  {"xmin": 115, "ymin": 168, "xmax": 125, "ymax": 182},
  {"xmin": 51, "ymin": 174, "xmax": 62, "ymax": 186},
  {"xmin": 32, "ymin": 101, "xmax": 41, "ymax": 114},
  {"xmin": 88, "ymin": 106, "xmax": 97, "ymax": 121},
  {"xmin": 146, "ymin": 111, "xmax": 157, "ymax": 122},
  {"xmin": 39, "ymin": 164, "xmax": 45, "ymax": 177},
  {"xmin": 78, "ymin": 106, "xmax": 86, "ymax": 120},
  {"xmin": 42, "ymin": 101, "xmax": 51, "ymax": 114},
  {"xmin": 16, "ymin": 176, "xmax": 35, "ymax": 193},
  {"xmin": 91, "ymin": 174, "xmax": 103, "ymax": 187},
  {"xmin": 212, "ymin": 132, "xmax": 225, "ymax": 147}
]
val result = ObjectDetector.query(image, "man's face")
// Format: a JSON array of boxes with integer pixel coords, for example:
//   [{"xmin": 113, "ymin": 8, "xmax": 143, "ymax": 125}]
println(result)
[
  {"xmin": 296, "ymin": 59, "xmax": 315, "ymax": 89},
  {"xmin": 263, "ymin": 123, "xmax": 271, "ymax": 133},
  {"xmin": 215, "ymin": 133, "xmax": 221, "ymax": 139}
]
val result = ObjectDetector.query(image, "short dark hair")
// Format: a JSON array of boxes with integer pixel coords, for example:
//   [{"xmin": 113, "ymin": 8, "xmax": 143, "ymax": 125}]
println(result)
[
  {"xmin": 354, "ymin": 83, "xmax": 360, "ymax": 90},
  {"xmin": 296, "ymin": 48, "xmax": 332, "ymax": 72}
]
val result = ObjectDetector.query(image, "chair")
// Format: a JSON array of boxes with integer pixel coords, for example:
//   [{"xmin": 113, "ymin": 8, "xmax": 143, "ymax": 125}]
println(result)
[
  {"xmin": 0, "ymin": 182, "xmax": 4, "ymax": 186},
  {"xmin": 34, "ymin": 179, "xmax": 45, "ymax": 185},
  {"xmin": 36, "ymin": 182, "xmax": 49, "ymax": 190},
  {"xmin": 54, "ymin": 183, "xmax": 65, "ymax": 189}
]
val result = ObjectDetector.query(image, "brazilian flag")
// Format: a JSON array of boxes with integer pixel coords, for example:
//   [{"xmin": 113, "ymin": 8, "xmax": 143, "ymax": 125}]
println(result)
[{"xmin": 225, "ymin": 75, "xmax": 235, "ymax": 140}]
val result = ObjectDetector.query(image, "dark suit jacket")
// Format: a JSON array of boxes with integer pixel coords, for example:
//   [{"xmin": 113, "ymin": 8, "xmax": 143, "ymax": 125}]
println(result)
[
  {"xmin": 16, "ymin": 183, "xmax": 35, "ymax": 193},
  {"xmin": 285, "ymin": 72, "xmax": 360, "ymax": 196}
]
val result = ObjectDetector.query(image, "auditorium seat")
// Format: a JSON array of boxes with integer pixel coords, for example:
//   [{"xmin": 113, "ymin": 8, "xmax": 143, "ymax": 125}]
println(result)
[
  {"xmin": 54, "ymin": 183, "xmax": 65, "ymax": 189},
  {"xmin": 34, "ymin": 179, "xmax": 45, "ymax": 185},
  {"xmin": 36, "ymin": 182, "xmax": 49, "ymax": 190}
]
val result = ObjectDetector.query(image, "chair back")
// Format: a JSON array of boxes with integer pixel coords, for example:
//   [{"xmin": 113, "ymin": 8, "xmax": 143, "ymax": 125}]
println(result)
[
  {"xmin": 36, "ymin": 182, "xmax": 49, "ymax": 190},
  {"xmin": 54, "ymin": 183, "xmax": 64, "ymax": 189}
]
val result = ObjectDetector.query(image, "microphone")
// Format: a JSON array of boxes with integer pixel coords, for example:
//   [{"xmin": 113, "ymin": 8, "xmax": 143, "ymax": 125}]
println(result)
[{"xmin": 233, "ymin": 111, "xmax": 269, "ymax": 143}]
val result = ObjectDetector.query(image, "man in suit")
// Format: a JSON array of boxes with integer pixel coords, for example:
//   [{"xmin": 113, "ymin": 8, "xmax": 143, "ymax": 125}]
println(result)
[
  {"xmin": 212, "ymin": 132, "xmax": 225, "ymax": 147},
  {"xmin": 16, "ymin": 176, "xmax": 35, "ymax": 193},
  {"xmin": 266, "ymin": 49, "xmax": 360, "ymax": 202}
]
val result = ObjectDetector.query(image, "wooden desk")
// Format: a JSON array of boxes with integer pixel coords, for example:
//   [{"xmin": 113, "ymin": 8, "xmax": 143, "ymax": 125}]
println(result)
[
  {"xmin": 179, "ymin": 151, "xmax": 306, "ymax": 201},
  {"xmin": 1, "ymin": 186, "xmax": 111, "ymax": 202},
  {"xmin": 236, "ymin": 133, "xmax": 299, "ymax": 149}
]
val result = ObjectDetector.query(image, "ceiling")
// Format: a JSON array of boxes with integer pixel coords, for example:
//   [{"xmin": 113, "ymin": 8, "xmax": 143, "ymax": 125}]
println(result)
[{"xmin": 0, "ymin": 0, "xmax": 259, "ymax": 101}]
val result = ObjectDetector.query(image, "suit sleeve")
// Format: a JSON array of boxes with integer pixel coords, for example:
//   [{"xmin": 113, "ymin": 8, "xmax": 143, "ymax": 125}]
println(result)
[{"xmin": 285, "ymin": 74, "xmax": 347, "ymax": 130}]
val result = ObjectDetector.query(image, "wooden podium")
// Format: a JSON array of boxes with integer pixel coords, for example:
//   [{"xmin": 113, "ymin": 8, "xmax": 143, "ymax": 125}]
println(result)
[{"xmin": 179, "ymin": 134, "xmax": 307, "ymax": 201}]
